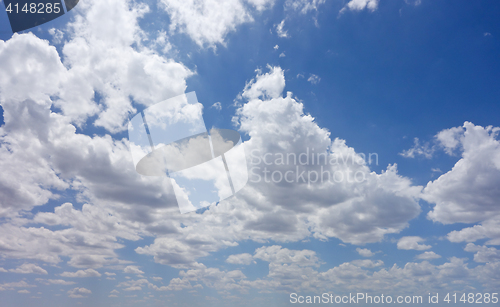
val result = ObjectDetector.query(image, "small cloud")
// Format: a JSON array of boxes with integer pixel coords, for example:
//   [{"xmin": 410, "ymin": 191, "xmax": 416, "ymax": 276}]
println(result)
[
  {"xmin": 399, "ymin": 137, "xmax": 434, "ymax": 159},
  {"xmin": 416, "ymin": 251, "xmax": 442, "ymax": 260},
  {"xmin": 61, "ymin": 269, "xmax": 101, "ymax": 278},
  {"xmin": 307, "ymin": 74, "xmax": 321, "ymax": 84},
  {"xmin": 356, "ymin": 248, "xmax": 375, "ymax": 257},
  {"xmin": 484, "ymin": 32, "xmax": 492, "ymax": 37},
  {"xmin": 104, "ymin": 272, "xmax": 116, "ymax": 276},
  {"xmin": 68, "ymin": 287, "xmax": 91, "ymax": 299},
  {"xmin": 123, "ymin": 266, "xmax": 144, "ymax": 275},
  {"xmin": 296, "ymin": 73, "xmax": 304, "ymax": 79},
  {"xmin": 279, "ymin": 52, "xmax": 286, "ymax": 58},
  {"xmin": 10, "ymin": 264, "xmax": 48, "ymax": 275},
  {"xmin": 48, "ymin": 28, "xmax": 64, "ymax": 44},
  {"xmin": 397, "ymin": 236, "xmax": 432, "ymax": 251},
  {"xmin": 211, "ymin": 102, "xmax": 222, "ymax": 111},
  {"xmin": 36, "ymin": 279, "xmax": 76, "ymax": 286},
  {"xmin": 275, "ymin": 20, "xmax": 289, "ymax": 38},
  {"xmin": 110, "ymin": 289, "xmax": 119, "ymax": 294},
  {"xmin": 351, "ymin": 259, "xmax": 384, "ymax": 268},
  {"xmin": 151, "ymin": 277, "xmax": 163, "ymax": 281},
  {"xmin": 18, "ymin": 289, "xmax": 30, "ymax": 294},
  {"xmin": 226, "ymin": 253, "xmax": 255, "ymax": 265},
  {"xmin": 405, "ymin": 0, "xmax": 422, "ymax": 6},
  {"xmin": 274, "ymin": 44, "xmax": 279, "ymax": 50},
  {"xmin": 340, "ymin": 0, "xmax": 379, "ymax": 14}
]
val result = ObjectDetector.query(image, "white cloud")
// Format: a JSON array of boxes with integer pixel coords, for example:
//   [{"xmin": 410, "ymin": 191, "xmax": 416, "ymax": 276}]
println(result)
[
  {"xmin": 416, "ymin": 251, "xmax": 441, "ymax": 260},
  {"xmin": 275, "ymin": 19, "xmax": 289, "ymax": 38},
  {"xmin": 405, "ymin": 0, "xmax": 422, "ymax": 6},
  {"xmin": 211, "ymin": 102, "xmax": 222, "ymax": 110},
  {"xmin": 160, "ymin": 0, "xmax": 252, "ymax": 48},
  {"xmin": 274, "ymin": 44, "xmax": 279, "ymax": 50},
  {"xmin": 340, "ymin": 0, "xmax": 379, "ymax": 14},
  {"xmin": 435, "ymin": 126, "xmax": 465, "ymax": 155},
  {"xmin": 307, "ymin": 74, "xmax": 321, "ymax": 84},
  {"xmin": 124, "ymin": 266, "xmax": 145, "ymax": 275},
  {"xmin": 68, "ymin": 287, "xmax": 92, "ymax": 298},
  {"xmin": 285, "ymin": 0, "xmax": 326, "ymax": 14},
  {"xmin": 36, "ymin": 279, "xmax": 76, "ymax": 286},
  {"xmin": 279, "ymin": 52, "xmax": 286, "ymax": 58},
  {"xmin": 447, "ymin": 217, "xmax": 500, "ymax": 245},
  {"xmin": 399, "ymin": 137, "xmax": 434, "ymax": 158},
  {"xmin": 397, "ymin": 236, "xmax": 431, "ymax": 251},
  {"xmin": 254, "ymin": 246, "xmax": 321, "ymax": 267},
  {"xmin": 104, "ymin": 272, "xmax": 116, "ymax": 276},
  {"xmin": 351, "ymin": 259, "xmax": 383, "ymax": 268},
  {"xmin": 9, "ymin": 263, "xmax": 48, "ymax": 275},
  {"xmin": 226, "ymin": 253, "xmax": 255, "ymax": 265},
  {"xmin": 424, "ymin": 122, "xmax": 500, "ymax": 225},
  {"xmin": 356, "ymin": 248, "xmax": 374, "ymax": 257},
  {"xmin": 17, "ymin": 289, "xmax": 30, "ymax": 294},
  {"xmin": 60, "ymin": 269, "xmax": 102, "ymax": 278},
  {"xmin": 241, "ymin": 66, "xmax": 286, "ymax": 100},
  {"xmin": 247, "ymin": 0, "xmax": 276, "ymax": 11},
  {"xmin": 464, "ymin": 243, "xmax": 500, "ymax": 263}
]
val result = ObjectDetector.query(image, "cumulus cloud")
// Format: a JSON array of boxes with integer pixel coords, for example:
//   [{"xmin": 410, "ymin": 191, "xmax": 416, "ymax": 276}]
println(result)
[
  {"xmin": 60, "ymin": 269, "xmax": 102, "ymax": 278},
  {"xmin": 124, "ymin": 266, "xmax": 145, "ymax": 275},
  {"xmin": 9, "ymin": 263, "xmax": 48, "ymax": 275},
  {"xmin": 399, "ymin": 137, "xmax": 435, "ymax": 158},
  {"xmin": 356, "ymin": 248, "xmax": 375, "ymax": 257},
  {"xmin": 226, "ymin": 253, "xmax": 255, "ymax": 265},
  {"xmin": 36, "ymin": 279, "xmax": 76, "ymax": 286},
  {"xmin": 416, "ymin": 251, "xmax": 441, "ymax": 260},
  {"xmin": 285, "ymin": 0, "xmax": 326, "ymax": 14},
  {"xmin": 424, "ymin": 122, "xmax": 500, "ymax": 226},
  {"xmin": 68, "ymin": 287, "xmax": 92, "ymax": 298},
  {"xmin": 464, "ymin": 243, "xmax": 500, "ymax": 263},
  {"xmin": 397, "ymin": 236, "xmax": 432, "ymax": 251},
  {"xmin": 137, "ymin": 65, "xmax": 422, "ymax": 271},
  {"xmin": 340, "ymin": 0, "xmax": 379, "ymax": 14},
  {"xmin": 159, "ymin": 0, "xmax": 276, "ymax": 48}
]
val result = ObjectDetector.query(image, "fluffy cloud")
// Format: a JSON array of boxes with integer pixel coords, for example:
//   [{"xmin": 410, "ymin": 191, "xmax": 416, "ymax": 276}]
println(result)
[
  {"xmin": 285, "ymin": 0, "xmax": 326, "ymax": 14},
  {"xmin": 123, "ymin": 266, "xmax": 145, "ymax": 275},
  {"xmin": 424, "ymin": 122, "xmax": 500, "ymax": 225},
  {"xmin": 67, "ymin": 287, "xmax": 92, "ymax": 298},
  {"xmin": 356, "ymin": 248, "xmax": 375, "ymax": 257},
  {"xmin": 226, "ymin": 253, "xmax": 255, "ymax": 265},
  {"xmin": 399, "ymin": 137, "xmax": 434, "ymax": 158},
  {"xmin": 9, "ymin": 263, "xmax": 48, "ymax": 275},
  {"xmin": 136, "ymin": 65, "xmax": 422, "ymax": 271},
  {"xmin": 397, "ymin": 236, "xmax": 432, "ymax": 251},
  {"xmin": 36, "ymin": 279, "xmax": 76, "ymax": 286},
  {"xmin": 416, "ymin": 251, "xmax": 441, "ymax": 260},
  {"xmin": 464, "ymin": 243, "xmax": 500, "ymax": 263},
  {"xmin": 159, "ymin": 0, "xmax": 256, "ymax": 47},
  {"xmin": 60, "ymin": 269, "xmax": 102, "ymax": 278},
  {"xmin": 340, "ymin": 0, "xmax": 379, "ymax": 14}
]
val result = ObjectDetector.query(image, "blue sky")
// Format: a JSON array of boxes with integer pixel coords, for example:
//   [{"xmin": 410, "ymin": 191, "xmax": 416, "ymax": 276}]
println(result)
[{"xmin": 1, "ymin": 0, "xmax": 500, "ymax": 306}]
